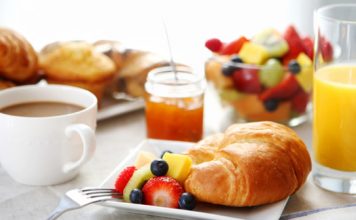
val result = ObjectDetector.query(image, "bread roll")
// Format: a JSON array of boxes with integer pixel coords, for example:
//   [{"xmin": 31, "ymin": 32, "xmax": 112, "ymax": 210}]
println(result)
[
  {"xmin": 93, "ymin": 40, "xmax": 125, "ymax": 72},
  {"xmin": 0, "ymin": 27, "xmax": 38, "ymax": 82},
  {"xmin": 184, "ymin": 121, "xmax": 311, "ymax": 207},
  {"xmin": 117, "ymin": 50, "xmax": 168, "ymax": 97}
]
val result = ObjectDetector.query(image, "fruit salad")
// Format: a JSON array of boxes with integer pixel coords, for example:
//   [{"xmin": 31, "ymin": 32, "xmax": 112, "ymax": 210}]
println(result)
[
  {"xmin": 205, "ymin": 25, "xmax": 333, "ymax": 125},
  {"xmin": 114, "ymin": 150, "xmax": 196, "ymax": 210}
]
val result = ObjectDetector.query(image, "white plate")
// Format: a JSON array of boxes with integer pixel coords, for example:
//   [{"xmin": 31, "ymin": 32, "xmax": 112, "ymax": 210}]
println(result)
[
  {"xmin": 97, "ymin": 97, "xmax": 144, "ymax": 121},
  {"xmin": 99, "ymin": 139, "xmax": 288, "ymax": 220}
]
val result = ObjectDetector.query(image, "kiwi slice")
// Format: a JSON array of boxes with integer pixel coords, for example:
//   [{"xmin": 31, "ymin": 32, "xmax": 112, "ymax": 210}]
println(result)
[
  {"xmin": 123, "ymin": 165, "xmax": 154, "ymax": 202},
  {"xmin": 252, "ymin": 28, "xmax": 288, "ymax": 57}
]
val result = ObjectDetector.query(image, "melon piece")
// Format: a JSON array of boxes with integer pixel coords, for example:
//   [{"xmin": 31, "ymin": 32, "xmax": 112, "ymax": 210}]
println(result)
[
  {"xmin": 134, "ymin": 150, "xmax": 156, "ymax": 169},
  {"xmin": 259, "ymin": 58, "xmax": 285, "ymax": 88},
  {"xmin": 219, "ymin": 88, "xmax": 244, "ymax": 103},
  {"xmin": 205, "ymin": 56, "xmax": 233, "ymax": 89},
  {"xmin": 232, "ymin": 94, "xmax": 291, "ymax": 122}
]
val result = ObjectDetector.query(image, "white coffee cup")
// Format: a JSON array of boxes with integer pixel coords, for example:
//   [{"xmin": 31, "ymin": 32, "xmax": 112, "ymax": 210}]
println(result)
[{"xmin": 0, "ymin": 84, "xmax": 97, "ymax": 186}]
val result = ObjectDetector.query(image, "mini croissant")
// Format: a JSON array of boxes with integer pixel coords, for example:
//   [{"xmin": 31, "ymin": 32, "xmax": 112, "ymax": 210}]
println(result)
[
  {"xmin": 184, "ymin": 121, "xmax": 311, "ymax": 207},
  {"xmin": 0, "ymin": 27, "xmax": 38, "ymax": 82}
]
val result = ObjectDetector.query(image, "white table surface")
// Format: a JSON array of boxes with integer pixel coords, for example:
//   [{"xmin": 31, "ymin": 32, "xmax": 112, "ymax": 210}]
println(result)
[{"xmin": 0, "ymin": 104, "xmax": 355, "ymax": 220}]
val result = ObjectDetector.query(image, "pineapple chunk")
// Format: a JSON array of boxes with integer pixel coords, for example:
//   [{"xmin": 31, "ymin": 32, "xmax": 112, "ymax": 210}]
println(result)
[
  {"xmin": 296, "ymin": 53, "xmax": 313, "ymax": 92},
  {"xmin": 162, "ymin": 153, "xmax": 192, "ymax": 183},
  {"xmin": 238, "ymin": 42, "xmax": 269, "ymax": 65},
  {"xmin": 134, "ymin": 150, "xmax": 156, "ymax": 169}
]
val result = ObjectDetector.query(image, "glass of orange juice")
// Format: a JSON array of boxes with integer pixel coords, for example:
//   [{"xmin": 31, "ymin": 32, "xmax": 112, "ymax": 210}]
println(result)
[
  {"xmin": 313, "ymin": 4, "xmax": 356, "ymax": 193},
  {"xmin": 144, "ymin": 65, "xmax": 206, "ymax": 142}
]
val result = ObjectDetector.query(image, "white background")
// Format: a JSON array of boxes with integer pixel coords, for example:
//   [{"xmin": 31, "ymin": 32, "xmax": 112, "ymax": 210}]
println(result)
[{"xmin": 0, "ymin": 0, "xmax": 354, "ymax": 73}]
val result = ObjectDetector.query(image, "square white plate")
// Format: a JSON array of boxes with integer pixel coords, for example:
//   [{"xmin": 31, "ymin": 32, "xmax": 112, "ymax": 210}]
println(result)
[{"xmin": 99, "ymin": 139, "xmax": 288, "ymax": 220}]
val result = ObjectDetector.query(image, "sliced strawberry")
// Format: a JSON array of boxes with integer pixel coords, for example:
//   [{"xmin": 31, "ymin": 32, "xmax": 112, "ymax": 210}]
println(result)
[
  {"xmin": 205, "ymin": 38, "xmax": 223, "ymax": 53},
  {"xmin": 142, "ymin": 176, "xmax": 184, "ymax": 208},
  {"xmin": 115, "ymin": 166, "xmax": 136, "ymax": 193},
  {"xmin": 320, "ymin": 36, "xmax": 333, "ymax": 62},
  {"xmin": 282, "ymin": 25, "xmax": 305, "ymax": 65},
  {"xmin": 291, "ymin": 89, "xmax": 309, "ymax": 113},
  {"xmin": 302, "ymin": 36, "xmax": 314, "ymax": 60},
  {"xmin": 220, "ymin": 36, "xmax": 249, "ymax": 55},
  {"xmin": 259, "ymin": 73, "xmax": 300, "ymax": 101},
  {"xmin": 232, "ymin": 68, "xmax": 261, "ymax": 94}
]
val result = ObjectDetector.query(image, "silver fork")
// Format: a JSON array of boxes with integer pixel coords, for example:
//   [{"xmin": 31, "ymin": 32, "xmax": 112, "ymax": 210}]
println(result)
[{"xmin": 47, "ymin": 187, "xmax": 122, "ymax": 220}]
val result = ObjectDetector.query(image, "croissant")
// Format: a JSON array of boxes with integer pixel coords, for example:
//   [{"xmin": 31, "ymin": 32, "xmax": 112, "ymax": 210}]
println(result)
[
  {"xmin": 184, "ymin": 121, "xmax": 311, "ymax": 207},
  {"xmin": 0, "ymin": 79, "xmax": 15, "ymax": 90},
  {"xmin": 0, "ymin": 27, "xmax": 38, "ymax": 82}
]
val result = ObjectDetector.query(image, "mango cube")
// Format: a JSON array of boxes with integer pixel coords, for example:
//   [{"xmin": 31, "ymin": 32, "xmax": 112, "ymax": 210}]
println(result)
[
  {"xmin": 238, "ymin": 42, "xmax": 269, "ymax": 65},
  {"xmin": 162, "ymin": 153, "xmax": 192, "ymax": 183},
  {"xmin": 296, "ymin": 53, "xmax": 313, "ymax": 92}
]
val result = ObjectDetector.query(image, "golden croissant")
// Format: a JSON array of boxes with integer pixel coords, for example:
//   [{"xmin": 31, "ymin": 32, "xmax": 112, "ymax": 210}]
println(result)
[
  {"xmin": 184, "ymin": 121, "xmax": 311, "ymax": 207},
  {"xmin": 0, "ymin": 27, "xmax": 38, "ymax": 82}
]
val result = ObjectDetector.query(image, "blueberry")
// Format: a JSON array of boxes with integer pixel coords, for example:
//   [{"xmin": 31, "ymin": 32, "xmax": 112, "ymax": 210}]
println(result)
[
  {"xmin": 288, "ymin": 60, "xmax": 301, "ymax": 74},
  {"xmin": 222, "ymin": 62, "xmax": 237, "ymax": 77},
  {"xmin": 178, "ymin": 192, "xmax": 196, "ymax": 210},
  {"xmin": 160, "ymin": 150, "xmax": 172, "ymax": 158},
  {"xmin": 263, "ymin": 99, "xmax": 279, "ymax": 112},
  {"xmin": 150, "ymin": 159, "xmax": 169, "ymax": 176},
  {"xmin": 230, "ymin": 55, "xmax": 243, "ymax": 64},
  {"xmin": 129, "ymin": 189, "xmax": 143, "ymax": 204}
]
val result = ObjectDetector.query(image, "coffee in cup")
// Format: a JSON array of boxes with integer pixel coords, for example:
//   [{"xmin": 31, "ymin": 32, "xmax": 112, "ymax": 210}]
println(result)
[{"xmin": 0, "ymin": 84, "xmax": 97, "ymax": 186}]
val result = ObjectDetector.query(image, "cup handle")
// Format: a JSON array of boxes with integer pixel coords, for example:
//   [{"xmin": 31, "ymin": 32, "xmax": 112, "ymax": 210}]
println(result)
[{"xmin": 62, "ymin": 124, "xmax": 96, "ymax": 173}]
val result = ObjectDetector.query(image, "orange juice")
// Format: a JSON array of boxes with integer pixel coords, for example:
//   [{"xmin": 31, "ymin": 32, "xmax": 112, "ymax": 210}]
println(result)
[{"xmin": 313, "ymin": 65, "xmax": 356, "ymax": 171}]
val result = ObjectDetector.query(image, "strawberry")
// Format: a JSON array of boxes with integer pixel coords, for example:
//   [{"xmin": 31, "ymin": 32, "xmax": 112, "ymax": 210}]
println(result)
[
  {"xmin": 142, "ymin": 176, "xmax": 184, "ymax": 208},
  {"xmin": 282, "ymin": 25, "xmax": 305, "ymax": 65},
  {"xmin": 232, "ymin": 68, "xmax": 261, "ymax": 94},
  {"xmin": 302, "ymin": 36, "xmax": 314, "ymax": 60},
  {"xmin": 320, "ymin": 36, "xmax": 333, "ymax": 62},
  {"xmin": 259, "ymin": 73, "xmax": 300, "ymax": 101},
  {"xmin": 220, "ymin": 36, "xmax": 249, "ymax": 55},
  {"xmin": 291, "ymin": 88, "xmax": 309, "ymax": 113},
  {"xmin": 205, "ymin": 38, "xmax": 223, "ymax": 53},
  {"xmin": 115, "ymin": 166, "xmax": 136, "ymax": 193}
]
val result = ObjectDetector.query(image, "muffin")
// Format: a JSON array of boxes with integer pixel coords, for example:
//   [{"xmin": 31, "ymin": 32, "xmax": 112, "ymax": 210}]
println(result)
[{"xmin": 39, "ymin": 41, "xmax": 116, "ymax": 103}]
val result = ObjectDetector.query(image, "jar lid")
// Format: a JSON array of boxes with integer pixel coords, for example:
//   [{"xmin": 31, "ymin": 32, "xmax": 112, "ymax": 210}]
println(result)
[{"xmin": 145, "ymin": 66, "xmax": 206, "ymax": 98}]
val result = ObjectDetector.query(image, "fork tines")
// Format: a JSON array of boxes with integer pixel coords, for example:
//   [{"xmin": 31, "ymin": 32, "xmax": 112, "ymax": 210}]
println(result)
[{"xmin": 81, "ymin": 188, "xmax": 122, "ymax": 199}]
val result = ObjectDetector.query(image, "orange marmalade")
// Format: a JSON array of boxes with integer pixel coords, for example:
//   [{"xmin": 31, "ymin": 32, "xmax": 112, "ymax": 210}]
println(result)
[{"xmin": 144, "ymin": 66, "xmax": 205, "ymax": 142}]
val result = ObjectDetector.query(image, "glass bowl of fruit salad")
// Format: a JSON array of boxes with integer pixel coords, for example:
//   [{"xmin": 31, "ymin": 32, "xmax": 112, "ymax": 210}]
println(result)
[{"xmin": 205, "ymin": 26, "xmax": 317, "ymax": 126}]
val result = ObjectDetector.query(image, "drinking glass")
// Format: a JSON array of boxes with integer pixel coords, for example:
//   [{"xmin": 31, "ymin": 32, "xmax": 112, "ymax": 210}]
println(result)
[{"xmin": 313, "ymin": 4, "xmax": 356, "ymax": 193}]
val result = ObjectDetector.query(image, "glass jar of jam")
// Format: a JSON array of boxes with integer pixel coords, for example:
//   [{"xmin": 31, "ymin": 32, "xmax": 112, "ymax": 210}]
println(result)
[{"xmin": 144, "ymin": 66, "xmax": 206, "ymax": 142}]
